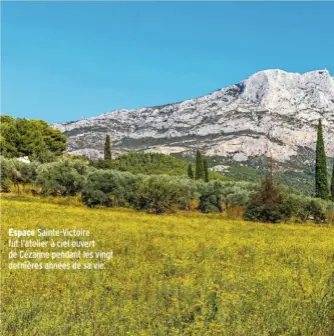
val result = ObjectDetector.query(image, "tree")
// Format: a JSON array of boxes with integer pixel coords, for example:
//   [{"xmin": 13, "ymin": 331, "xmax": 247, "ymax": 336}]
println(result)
[
  {"xmin": 82, "ymin": 170, "xmax": 136, "ymax": 208},
  {"xmin": 187, "ymin": 163, "xmax": 194, "ymax": 179},
  {"xmin": 331, "ymin": 161, "xmax": 334, "ymax": 202},
  {"xmin": 287, "ymin": 194, "xmax": 329, "ymax": 223},
  {"xmin": 198, "ymin": 180, "xmax": 223, "ymax": 213},
  {"xmin": 198, "ymin": 180, "xmax": 255, "ymax": 213},
  {"xmin": 0, "ymin": 157, "xmax": 21, "ymax": 192},
  {"xmin": 133, "ymin": 175, "xmax": 197, "ymax": 214},
  {"xmin": 203, "ymin": 159, "xmax": 209, "ymax": 182},
  {"xmin": 195, "ymin": 150, "xmax": 204, "ymax": 180},
  {"xmin": 315, "ymin": 119, "xmax": 329, "ymax": 200},
  {"xmin": 244, "ymin": 175, "xmax": 291, "ymax": 223},
  {"xmin": 104, "ymin": 135, "xmax": 112, "ymax": 160},
  {"xmin": 36, "ymin": 159, "xmax": 90, "ymax": 196},
  {"xmin": 30, "ymin": 148, "xmax": 57, "ymax": 163},
  {"xmin": 0, "ymin": 156, "xmax": 37, "ymax": 193},
  {"xmin": 0, "ymin": 116, "xmax": 67, "ymax": 158}
]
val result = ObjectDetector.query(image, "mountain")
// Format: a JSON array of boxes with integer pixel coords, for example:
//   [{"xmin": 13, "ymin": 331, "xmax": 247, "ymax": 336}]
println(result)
[{"xmin": 52, "ymin": 69, "xmax": 334, "ymax": 190}]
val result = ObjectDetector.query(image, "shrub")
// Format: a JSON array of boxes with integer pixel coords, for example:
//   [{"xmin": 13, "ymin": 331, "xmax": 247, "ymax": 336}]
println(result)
[
  {"xmin": 0, "ymin": 156, "xmax": 37, "ymax": 192},
  {"xmin": 133, "ymin": 175, "xmax": 198, "ymax": 214},
  {"xmin": 244, "ymin": 177, "xmax": 291, "ymax": 223},
  {"xmin": 288, "ymin": 194, "xmax": 331, "ymax": 224},
  {"xmin": 82, "ymin": 170, "xmax": 136, "ymax": 207},
  {"xmin": 82, "ymin": 172, "xmax": 198, "ymax": 213},
  {"xmin": 1, "ymin": 157, "xmax": 20, "ymax": 192},
  {"xmin": 0, "ymin": 178, "xmax": 11, "ymax": 193},
  {"xmin": 36, "ymin": 158, "xmax": 90, "ymax": 196},
  {"xmin": 19, "ymin": 161, "xmax": 38, "ymax": 184},
  {"xmin": 30, "ymin": 148, "xmax": 57, "ymax": 163},
  {"xmin": 89, "ymin": 158, "xmax": 113, "ymax": 170},
  {"xmin": 198, "ymin": 180, "xmax": 255, "ymax": 213},
  {"xmin": 198, "ymin": 181, "xmax": 224, "ymax": 213},
  {"xmin": 221, "ymin": 181, "xmax": 255, "ymax": 209}
]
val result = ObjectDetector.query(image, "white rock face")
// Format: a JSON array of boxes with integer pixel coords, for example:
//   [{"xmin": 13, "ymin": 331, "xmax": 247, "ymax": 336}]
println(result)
[{"xmin": 52, "ymin": 69, "xmax": 334, "ymax": 162}]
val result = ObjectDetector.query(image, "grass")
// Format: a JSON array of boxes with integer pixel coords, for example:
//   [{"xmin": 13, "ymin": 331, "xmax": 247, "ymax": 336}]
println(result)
[{"xmin": 1, "ymin": 197, "xmax": 334, "ymax": 335}]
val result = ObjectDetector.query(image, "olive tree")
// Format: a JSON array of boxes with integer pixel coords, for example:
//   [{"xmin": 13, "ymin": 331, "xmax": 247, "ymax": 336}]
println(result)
[{"xmin": 36, "ymin": 158, "xmax": 91, "ymax": 196}]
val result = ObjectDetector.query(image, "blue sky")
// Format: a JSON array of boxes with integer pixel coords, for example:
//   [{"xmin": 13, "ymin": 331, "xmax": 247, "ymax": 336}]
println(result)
[{"xmin": 2, "ymin": 2, "xmax": 334, "ymax": 123}]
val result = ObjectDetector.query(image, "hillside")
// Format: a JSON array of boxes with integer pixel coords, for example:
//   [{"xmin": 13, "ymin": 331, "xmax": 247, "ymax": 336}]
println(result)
[
  {"xmin": 2, "ymin": 198, "xmax": 334, "ymax": 335},
  {"xmin": 51, "ymin": 68, "xmax": 334, "ymax": 191},
  {"xmin": 91, "ymin": 152, "xmax": 226, "ymax": 181},
  {"xmin": 52, "ymin": 69, "xmax": 333, "ymax": 162}
]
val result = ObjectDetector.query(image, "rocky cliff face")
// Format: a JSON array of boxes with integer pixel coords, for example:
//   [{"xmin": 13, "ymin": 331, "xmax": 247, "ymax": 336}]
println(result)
[{"xmin": 52, "ymin": 69, "xmax": 334, "ymax": 166}]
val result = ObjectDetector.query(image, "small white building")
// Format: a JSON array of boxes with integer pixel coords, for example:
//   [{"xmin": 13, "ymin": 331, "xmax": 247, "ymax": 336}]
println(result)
[{"xmin": 17, "ymin": 156, "xmax": 30, "ymax": 163}]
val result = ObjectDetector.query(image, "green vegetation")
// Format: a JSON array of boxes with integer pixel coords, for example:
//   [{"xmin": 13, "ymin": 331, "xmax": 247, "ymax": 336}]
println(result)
[
  {"xmin": 187, "ymin": 163, "xmax": 194, "ymax": 179},
  {"xmin": 36, "ymin": 158, "xmax": 92, "ymax": 196},
  {"xmin": 1, "ymin": 156, "xmax": 333, "ymax": 222},
  {"xmin": 331, "ymin": 162, "xmax": 334, "ymax": 201},
  {"xmin": 0, "ymin": 115, "xmax": 332, "ymax": 222},
  {"xmin": 198, "ymin": 180, "xmax": 224, "ymax": 213},
  {"xmin": 195, "ymin": 150, "xmax": 204, "ymax": 180},
  {"xmin": 92, "ymin": 152, "xmax": 188, "ymax": 175},
  {"xmin": 104, "ymin": 135, "xmax": 112, "ymax": 160},
  {"xmin": 1, "ymin": 198, "xmax": 334, "ymax": 335},
  {"xmin": 203, "ymin": 159, "xmax": 209, "ymax": 182},
  {"xmin": 0, "ymin": 156, "xmax": 37, "ymax": 193},
  {"xmin": 90, "ymin": 152, "xmax": 225, "ymax": 181},
  {"xmin": 131, "ymin": 175, "xmax": 198, "ymax": 214},
  {"xmin": 245, "ymin": 175, "xmax": 292, "ymax": 223},
  {"xmin": 1, "ymin": 114, "xmax": 334, "ymax": 335},
  {"xmin": 0, "ymin": 116, "xmax": 67, "ymax": 160},
  {"xmin": 315, "ymin": 119, "xmax": 329, "ymax": 200},
  {"xmin": 82, "ymin": 169, "xmax": 136, "ymax": 208},
  {"xmin": 196, "ymin": 152, "xmax": 332, "ymax": 196}
]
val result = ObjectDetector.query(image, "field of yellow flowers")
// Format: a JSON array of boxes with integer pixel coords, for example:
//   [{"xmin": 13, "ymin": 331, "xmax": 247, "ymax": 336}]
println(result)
[{"xmin": 1, "ymin": 196, "xmax": 334, "ymax": 336}]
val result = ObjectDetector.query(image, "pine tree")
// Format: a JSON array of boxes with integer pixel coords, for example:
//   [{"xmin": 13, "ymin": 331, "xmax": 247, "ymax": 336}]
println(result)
[
  {"xmin": 315, "ymin": 119, "xmax": 329, "ymax": 200},
  {"xmin": 331, "ymin": 161, "xmax": 334, "ymax": 202},
  {"xmin": 187, "ymin": 163, "xmax": 194, "ymax": 179},
  {"xmin": 195, "ymin": 150, "xmax": 204, "ymax": 180},
  {"xmin": 104, "ymin": 135, "xmax": 112, "ymax": 160},
  {"xmin": 203, "ymin": 159, "xmax": 209, "ymax": 182}
]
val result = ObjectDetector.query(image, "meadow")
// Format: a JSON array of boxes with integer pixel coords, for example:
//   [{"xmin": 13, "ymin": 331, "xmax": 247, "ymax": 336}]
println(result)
[{"xmin": 1, "ymin": 196, "xmax": 334, "ymax": 336}]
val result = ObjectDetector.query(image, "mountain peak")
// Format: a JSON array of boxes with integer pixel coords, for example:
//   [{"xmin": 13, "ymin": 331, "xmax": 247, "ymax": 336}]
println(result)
[
  {"xmin": 53, "ymin": 68, "xmax": 334, "ymax": 163},
  {"xmin": 238, "ymin": 68, "xmax": 334, "ymax": 108}
]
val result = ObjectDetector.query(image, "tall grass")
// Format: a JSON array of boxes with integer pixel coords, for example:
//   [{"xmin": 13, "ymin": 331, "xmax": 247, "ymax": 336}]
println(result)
[{"xmin": 1, "ymin": 198, "xmax": 334, "ymax": 335}]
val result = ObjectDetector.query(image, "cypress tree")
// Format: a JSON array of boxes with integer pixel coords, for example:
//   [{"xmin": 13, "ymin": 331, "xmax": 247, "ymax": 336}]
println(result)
[
  {"xmin": 195, "ymin": 150, "xmax": 204, "ymax": 180},
  {"xmin": 315, "ymin": 119, "xmax": 329, "ymax": 200},
  {"xmin": 187, "ymin": 163, "xmax": 194, "ymax": 179},
  {"xmin": 331, "ymin": 161, "xmax": 334, "ymax": 202},
  {"xmin": 203, "ymin": 159, "xmax": 209, "ymax": 182},
  {"xmin": 104, "ymin": 135, "xmax": 112, "ymax": 160}
]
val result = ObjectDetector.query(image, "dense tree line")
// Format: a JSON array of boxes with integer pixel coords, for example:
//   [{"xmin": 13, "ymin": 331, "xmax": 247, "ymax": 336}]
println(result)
[{"xmin": 1, "ymin": 156, "xmax": 333, "ymax": 223}]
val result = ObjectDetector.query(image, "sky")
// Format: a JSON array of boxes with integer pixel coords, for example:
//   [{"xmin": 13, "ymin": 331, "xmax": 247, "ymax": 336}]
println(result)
[{"xmin": 2, "ymin": 2, "xmax": 334, "ymax": 123}]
